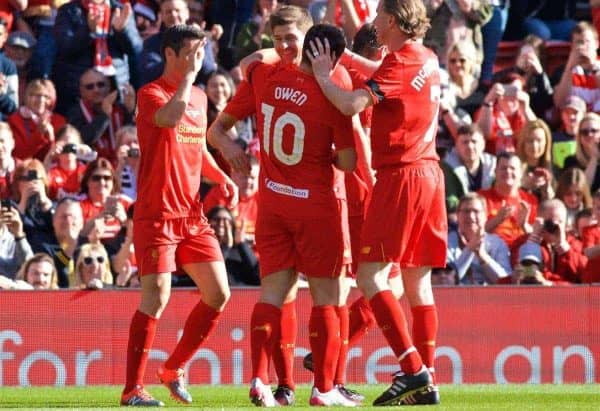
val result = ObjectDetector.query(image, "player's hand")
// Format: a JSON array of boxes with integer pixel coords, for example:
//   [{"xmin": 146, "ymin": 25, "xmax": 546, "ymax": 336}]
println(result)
[
  {"xmin": 220, "ymin": 176, "xmax": 239, "ymax": 209},
  {"xmin": 307, "ymin": 37, "xmax": 334, "ymax": 81},
  {"xmin": 184, "ymin": 37, "xmax": 207, "ymax": 78},
  {"xmin": 221, "ymin": 141, "xmax": 251, "ymax": 175}
]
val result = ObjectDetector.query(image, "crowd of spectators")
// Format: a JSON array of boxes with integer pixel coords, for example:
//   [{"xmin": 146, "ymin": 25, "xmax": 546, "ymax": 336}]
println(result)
[{"xmin": 1, "ymin": 0, "xmax": 600, "ymax": 290}]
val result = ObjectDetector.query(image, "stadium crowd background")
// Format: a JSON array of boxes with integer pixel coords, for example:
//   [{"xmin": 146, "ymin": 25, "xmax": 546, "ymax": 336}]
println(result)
[{"xmin": 0, "ymin": 0, "xmax": 599, "ymax": 290}]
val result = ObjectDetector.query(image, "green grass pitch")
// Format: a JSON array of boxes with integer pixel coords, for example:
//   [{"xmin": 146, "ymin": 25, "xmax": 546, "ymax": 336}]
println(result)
[{"xmin": 0, "ymin": 384, "xmax": 598, "ymax": 410}]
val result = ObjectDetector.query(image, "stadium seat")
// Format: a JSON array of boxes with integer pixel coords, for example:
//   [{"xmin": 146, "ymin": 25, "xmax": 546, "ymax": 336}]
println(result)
[
  {"xmin": 544, "ymin": 40, "xmax": 571, "ymax": 75},
  {"xmin": 492, "ymin": 41, "xmax": 522, "ymax": 74}
]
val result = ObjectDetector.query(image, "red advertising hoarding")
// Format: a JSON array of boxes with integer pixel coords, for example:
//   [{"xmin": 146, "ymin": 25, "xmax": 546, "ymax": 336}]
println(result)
[{"xmin": 0, "ymin": 287, "xmax": 598, "ymax": 386}]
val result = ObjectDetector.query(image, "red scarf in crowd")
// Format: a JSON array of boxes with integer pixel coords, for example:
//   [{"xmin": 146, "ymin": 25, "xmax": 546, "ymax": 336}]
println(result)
[{"xmin": 82, "ymin": 0, "xmax": 116, "ymax": 76}]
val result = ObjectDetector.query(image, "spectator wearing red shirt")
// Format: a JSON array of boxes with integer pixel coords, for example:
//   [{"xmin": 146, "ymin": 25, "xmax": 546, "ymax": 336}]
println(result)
[
  {"xmin": 44, "ymin": 124, "xmax": 94, "ymax": 200},
  {"xmin": 581, "ymin": 190, "xmax": 600, "ymax": 283},
  {"xmin": 8, "ymin": 79, "xmax": 66, "ymax": 161},
  {"xmin": 476, "ymin": 71, "xmax": 536, "ymax": 154},
  {"xmin": 479, "ymin": 152, "xmax": 538, "ymax": 248},
  {"xmin": 513, "ymin": 199, "xmax": 587, "ymax": 285}
]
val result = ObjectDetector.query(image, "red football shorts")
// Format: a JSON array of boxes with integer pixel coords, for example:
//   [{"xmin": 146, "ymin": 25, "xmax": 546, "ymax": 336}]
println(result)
[
  {"xmin": 256, "ymin": 209, "xmax": 350, "ymax": 278},
  {"xmin": 359, "ymin": 162, "xmax": 448, "ymax": 268},
  {"xmin": 134, "ymin": 215, "xmax": 223, "ymax": 276}
]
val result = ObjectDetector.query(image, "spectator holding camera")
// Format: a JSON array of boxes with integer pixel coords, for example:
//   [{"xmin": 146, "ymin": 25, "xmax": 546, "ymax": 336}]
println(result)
[
  {"xmin": 554, "ymin": 22, "xmax": 600, "ymax": 112},
  {"xmin": 73, "ymin": 242, "xmax": 113, "ymax": 289},
  {"xmin": 0, "ymin": 253, "xmax": 59, "ymax": 290},
  {"xmin": 442, "ymin": 124, "xmax": 496, "ymax": 211},
  {"xmin": 45, "ymin": 125, "xmax": 97, "ymax": 200},
  {"xmin": 8, "ymin": 79, "xmax": 66, "ymax": 161},
  {"xmin": 514, "ymin": 199, "xmax": 587, "ymax": 285},
  {"xmin": 114, "ymin": 125, "xmax": 139, "ymax": 200},
  {"xmin": 516, "ymin": 119, "xmax": 555, "ymax": 201},
  {"xmin": 0, "ymin": 197, "xmax": 33, "ymax": 280},
  {"xmin": 564, "ymin": 112, "xmax": 600, "ymax": 192},
  {"xmin": 67, "ymin": 68, "xmax": 136, "ymax": 164},
  {"xmin": 447, "ymin": 193, "xmax": 512, "ymax": 285},
  {"xmin": 479, "ymin": 152, "xmax": 538, "ymax": 248},
  {"xmin": 11, "ymin": 160, "xmax": 54, "ymax": 248},
  {"xmin": 477, "ymin": 72, "xmax": 537, "ymax": 154}
]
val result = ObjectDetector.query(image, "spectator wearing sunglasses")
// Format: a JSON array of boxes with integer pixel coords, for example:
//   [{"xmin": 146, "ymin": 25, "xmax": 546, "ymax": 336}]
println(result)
[
  {"xmin": 66, "ymin": 68, "xmax": 136, "ymax": 164},
  {"xmin": 73, "ymin": 242, "xmax": 113, "ymax": 289},
  {"xmin": 564, "ymin": 112, "xmax": 600, "ymax": 192},
  {"xmin": 79, "ymin": 159, "xmax": 132, "ymax": 249}
]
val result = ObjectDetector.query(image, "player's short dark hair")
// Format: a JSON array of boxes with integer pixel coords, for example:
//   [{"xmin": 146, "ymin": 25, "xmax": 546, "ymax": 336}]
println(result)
[
  {"xmin": 302, "ymin": 24, "xmax": 346, "ymax": 66},
  {"xmin": 270, "ymin": 5, "xmax": 313, "ymax": 33},
  {"xmin": 160, "ymin": 24, "xmax": 206, "ymax": 61},
  {"xmin": 352, "ymin": 23, "xmax": 379, "ymax": 57}
]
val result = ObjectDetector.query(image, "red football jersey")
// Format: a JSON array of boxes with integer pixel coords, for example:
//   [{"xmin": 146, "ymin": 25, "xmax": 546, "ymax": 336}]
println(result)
[
  {"xmin": 135, "ymin": 77, "xmax": 207, "ymax": 220},
  {"xmin": 362, "ymin": 42, "xmax": 440, "ymax": 169},
  {"xmin": 247, "ymin": 62, "xmax": 354, "ymax": 218}
]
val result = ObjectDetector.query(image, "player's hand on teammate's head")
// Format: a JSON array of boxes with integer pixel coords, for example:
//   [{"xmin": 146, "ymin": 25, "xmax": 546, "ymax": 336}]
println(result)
[{"xmin": 307, "ymin": 37, "xmax": 334, "ymax": 79}]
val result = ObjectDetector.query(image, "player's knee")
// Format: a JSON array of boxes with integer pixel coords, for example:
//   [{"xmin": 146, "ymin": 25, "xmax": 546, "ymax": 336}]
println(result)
[{"xmin": 204, "ymin": 288, "xmax": 230, "ymax": 310}]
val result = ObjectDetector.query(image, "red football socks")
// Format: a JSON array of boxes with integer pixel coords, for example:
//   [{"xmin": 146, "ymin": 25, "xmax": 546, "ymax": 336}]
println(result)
[
  {"xmin": 250, "ymin": 302, "xmax": 281, "ymax": 383},
  {"xmin": 124, "ymin": 310, "xmax": 158, "ymax": 393},
  {"xmin": 369, "ymin": 291, "xmax": 422, "ymax": 374},
  {"xmin": 334, "ymin": 305, "xmax": 349, "ymax": 385},
  {"xmin": 348, "ymin": 296, "xmax": 376, "ymax": 346},
  {"xmin": 164, "ymin": 299, "xmax": 221, "ymax": 370},
  {"xmin": 411, "ymin": 304, "xmax": 438, "ymax": 379},
  {"xmin": 272, "ymin": 300, "xmax": 296, "ymax": 390},
  {"xmin": 309, "ymin": 305, "xmax": 340, "ymax": 393}
]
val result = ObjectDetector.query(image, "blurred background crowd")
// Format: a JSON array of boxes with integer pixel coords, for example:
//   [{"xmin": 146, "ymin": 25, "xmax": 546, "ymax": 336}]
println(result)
[{"xmin": 0, "ymin": 0, "xmax": 600, "ymax": 290}]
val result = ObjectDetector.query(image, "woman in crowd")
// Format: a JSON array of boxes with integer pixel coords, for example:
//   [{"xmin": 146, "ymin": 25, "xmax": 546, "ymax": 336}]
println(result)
[
  {"xmin": 44, "ymin": 125, "xmax": 96, "ymax": 199},
  {"xmin": 207, "ymin": 206, "xmax": 260, "ymax": 286},
  {"xmin": 564, "ymin": 112, "xmax": 600, "ymax": 192},
  {"xmin": 79, "ymin": 158, "xmax": 132, "ymax": 256},
  {"xmin": 8, "ymin": 79, "xmax": 66, "ymax": 161},
  {"xmin": 516, "ymin": 119, "xmax": 554, "ymax": 201},
  {"xmin": 0, "ymin": 253, "xmax": 59, "ymax": 290},
  {"xmin": 555, "ymin": 167, "xmax": 593, "ymax": 232},
  {"xmin": 73, "ymin": 242, "xmax": 113, "ymax": 290},
  {"xmin": 445, "ymin": 40, "xmax": 485, "ymax": 118}
]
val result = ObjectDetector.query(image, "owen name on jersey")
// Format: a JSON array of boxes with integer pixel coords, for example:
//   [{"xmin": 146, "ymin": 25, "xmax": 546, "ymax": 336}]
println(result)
[{"xmin": 274, "ymin": 87, "xmax": 308, "ymax": 106}]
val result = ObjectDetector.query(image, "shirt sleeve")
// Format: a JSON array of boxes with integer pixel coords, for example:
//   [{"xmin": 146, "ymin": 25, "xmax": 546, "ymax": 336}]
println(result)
[
  {"xmin": 223, "ymin": 80, "xmax": 256, "ymax": 121},
  {"xmin": 137, "ymin": 84, "xmax": 169, "ymax": 127},
  {"xmin": 361, "ymin": 55, "xmax": 401, "ymax": 105}
]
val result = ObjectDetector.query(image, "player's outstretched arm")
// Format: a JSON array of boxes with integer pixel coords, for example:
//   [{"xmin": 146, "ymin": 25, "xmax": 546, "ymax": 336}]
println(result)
[
  {"xmin": 308, "ymin": 38, "xmax": 373, "ymax": 116},
  {"xmin": 207, "ymin": 112, "xmax": 251, "ymax": 175},
  {"xmin": 334, "ymin": 147, "xmax": 357, "ymax": 172},
  {"xmin": 339, "ymin": 48, "xmax": 381, "ymax": 78},
  {"xmin": 239, "ymin": 48, "xmax": 281, "ymax": 79}
]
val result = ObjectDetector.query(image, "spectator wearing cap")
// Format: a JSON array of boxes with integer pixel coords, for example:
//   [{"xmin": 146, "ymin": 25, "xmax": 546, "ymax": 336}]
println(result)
[
  {"xmin": 513, "ymin": 199, "xmax": 587, "ymax": 285},
  {"xmin": 132, "ymin": 0, "xmax": 161, "ymax": 40},
  {"xmin": 52, "ymin": 0, "xmax": 142, "ymax": 116},
  {"xmin": 447, "ymin": 193, "xmax": 512, "ymax": 285},
  {"xmin": 552, "ymin": 95, "xmax": 586, "ymax": 170},
  {"xmin": 4, "ymin": 31, "xmax": 36, "ymax": 103},
  {"xmin": 138, "ymin": 0, "xmax": 217, "ymax": 86},
  {"xmin": 0, "ymin": 18, "xmax": 18, "ymax": 120}
]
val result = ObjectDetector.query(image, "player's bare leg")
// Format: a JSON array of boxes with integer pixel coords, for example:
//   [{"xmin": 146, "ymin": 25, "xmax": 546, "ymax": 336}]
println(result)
[
  {"xmin": 122, "ymin": 273, "xmax": 172, "ymax": 407},
  {"xmin": 158, "ymin": 262, "xmax": 230, "ymax": 404},
  {"xmin": 250, "ymin": 269, "xmax": 297, "ymax": 407}
]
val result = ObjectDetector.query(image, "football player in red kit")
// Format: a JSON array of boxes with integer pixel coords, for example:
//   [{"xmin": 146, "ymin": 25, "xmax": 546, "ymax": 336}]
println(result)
[
  {"xmin": 120, "ymin": 25, "xmax": 237, "ymax": 407},
  {"xmin": 308, "ymin": 0, "xmax": 447, "ymax": 405}
]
